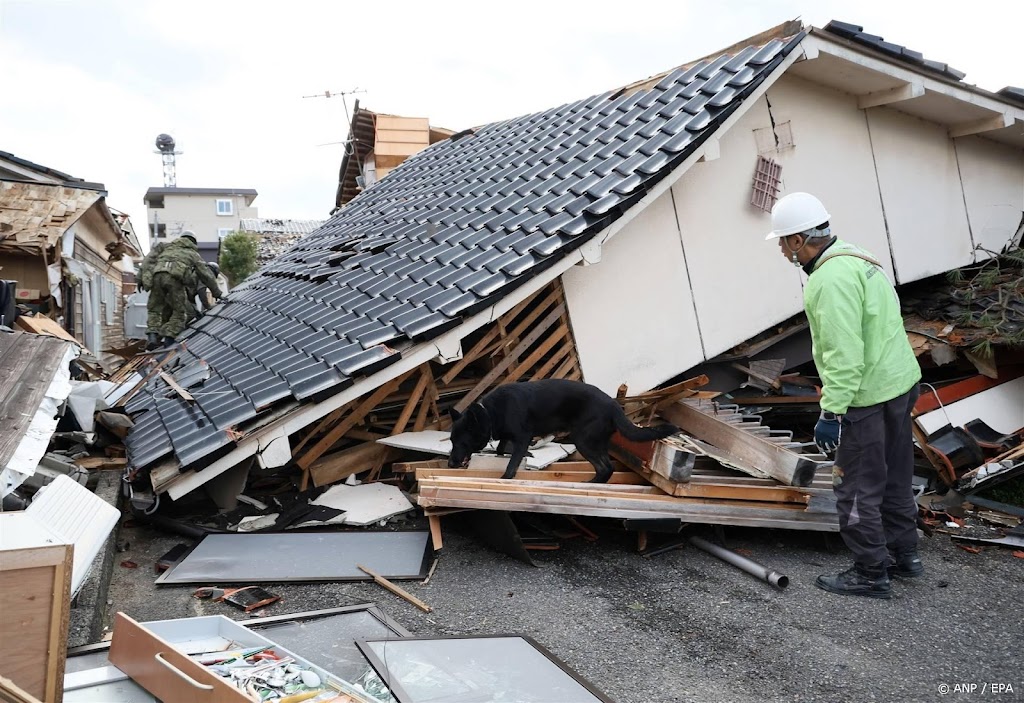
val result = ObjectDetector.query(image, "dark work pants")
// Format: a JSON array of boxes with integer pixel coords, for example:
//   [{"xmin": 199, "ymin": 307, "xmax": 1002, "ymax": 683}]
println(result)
[{"xmin": 832, "ymin": 384, "xmax": 920, "ymax": 567}]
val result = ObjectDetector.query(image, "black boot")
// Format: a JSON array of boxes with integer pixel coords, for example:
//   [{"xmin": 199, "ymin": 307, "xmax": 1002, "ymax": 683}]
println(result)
[
  {"xmin": 887, "ymin": 549, "xmax": 924, "ymax": 578},
  {"xmin": 816, "ymin": 563, "xmax": 891, "ymax": 599},
  {"xmin": 146, "ymin": 332, "xmax": 160, "ymax": 350},
  {"xmin": 162, "ymin": 336, "xmax": 177, "ymax": 348}
]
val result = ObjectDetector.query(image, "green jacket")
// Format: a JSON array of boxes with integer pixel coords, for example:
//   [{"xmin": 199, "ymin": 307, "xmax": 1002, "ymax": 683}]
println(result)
[
  {"xmin": 153, "ymin": 238, "xmax": 222, "ymax": 298},
  {"xmin": 804, "ymin": 239, "xmax": 921, "ymax": 415}
]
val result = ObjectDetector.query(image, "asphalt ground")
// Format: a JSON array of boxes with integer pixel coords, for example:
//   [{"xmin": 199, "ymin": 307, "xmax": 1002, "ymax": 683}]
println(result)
[{"xmin": 103, "ymin": 507, "xmax": 1023, "ymax": 703}]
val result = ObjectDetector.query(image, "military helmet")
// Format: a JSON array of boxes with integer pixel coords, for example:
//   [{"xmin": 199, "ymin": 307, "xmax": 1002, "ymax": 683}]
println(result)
[{"xmin": 180, "ymin": 230, "xmax": 198, "ymax": 244}]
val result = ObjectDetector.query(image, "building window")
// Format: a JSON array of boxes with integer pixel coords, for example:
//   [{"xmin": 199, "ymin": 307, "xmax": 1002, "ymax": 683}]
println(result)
[
  {"xmin": 150, "ymin": 223, "xmax": 167, "ymax": 239},
  {"xmin": 216, "ymin": 199, "xmax": 233, "ymax": 216},
  {"xmin": 218, "ymin": 228, "xmax": 233, "ymax": 239}
]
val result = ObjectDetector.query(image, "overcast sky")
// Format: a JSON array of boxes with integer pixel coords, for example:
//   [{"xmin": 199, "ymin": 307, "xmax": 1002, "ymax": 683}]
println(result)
[{"xmin": 2, "ymin": 0, "xmax": 1020, "ymax": 252}]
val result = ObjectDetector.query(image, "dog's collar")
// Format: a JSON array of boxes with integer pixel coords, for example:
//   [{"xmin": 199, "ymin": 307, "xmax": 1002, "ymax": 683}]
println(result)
[{"xmin": 475, "ymin": 401, "xmax": 493, "ymax": 441}]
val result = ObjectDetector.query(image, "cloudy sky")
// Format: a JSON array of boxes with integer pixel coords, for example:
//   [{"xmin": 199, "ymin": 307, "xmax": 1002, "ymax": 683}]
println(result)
[{"xmin": 2, "ymin": 0, "xmax": 1019, "ymax": 251}]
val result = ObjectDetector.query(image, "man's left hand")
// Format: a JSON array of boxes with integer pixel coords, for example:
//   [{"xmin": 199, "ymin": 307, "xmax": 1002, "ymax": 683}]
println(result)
[{"xmin": 815, "ymin": 411, "xmax": 842, "ymax": 454}]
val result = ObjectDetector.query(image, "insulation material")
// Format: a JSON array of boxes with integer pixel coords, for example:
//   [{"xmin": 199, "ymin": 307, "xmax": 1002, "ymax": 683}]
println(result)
[{"xmin": 1, "ymin": 344, "xmax": 78, "ymax": 497}]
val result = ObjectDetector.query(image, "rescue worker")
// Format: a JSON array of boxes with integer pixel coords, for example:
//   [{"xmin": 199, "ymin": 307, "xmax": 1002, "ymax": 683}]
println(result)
[
  {"xmin": 766, "ymin": 192, "xmax": 923, "ymax": 600},
  {"xmin": 148, "ymin": 232, "xmax": 223, "ymax": 348},
  {"xmin": 137, "ymin": 241, "xmax": 167, "ymax": 350}
]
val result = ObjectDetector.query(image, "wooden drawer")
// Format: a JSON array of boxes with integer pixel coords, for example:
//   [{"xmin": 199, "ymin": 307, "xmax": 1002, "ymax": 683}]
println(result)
[{"xmin": 108, "ymin": 613, "xmax": 261, "ymax": 703}]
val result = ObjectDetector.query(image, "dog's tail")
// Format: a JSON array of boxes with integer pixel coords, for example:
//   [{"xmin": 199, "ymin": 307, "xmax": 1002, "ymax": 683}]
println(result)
[{"xmin": 613, "ymin": 411, "xmax": 678, "ymax": 442}]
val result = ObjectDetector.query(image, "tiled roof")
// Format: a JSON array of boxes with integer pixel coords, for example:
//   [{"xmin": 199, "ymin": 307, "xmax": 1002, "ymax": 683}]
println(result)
[
  {"xmin": 125, "ymin": 32, "xmax": 804, "ymax": 473},
  {"xmin": 239, "ymin": 218, "xmax": 326, "ymax": 235},
  {"xmin": 823, "ymin": 20, "xmax": 967, "ymax": 82}
]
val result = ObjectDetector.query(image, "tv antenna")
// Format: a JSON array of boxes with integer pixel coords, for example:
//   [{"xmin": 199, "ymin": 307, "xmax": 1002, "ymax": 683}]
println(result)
[
  {"xmin": 154, "ymin": 134, "xmax": 182, "ymax": 187},
  {"xmin": 302, "ymin": 87, "xmax": 366, "ymax": 126}
]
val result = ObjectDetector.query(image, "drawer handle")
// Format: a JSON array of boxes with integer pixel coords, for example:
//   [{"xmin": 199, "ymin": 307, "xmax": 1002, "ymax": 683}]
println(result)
[{"xmin": 154, "ymin": 652, "xmax": 215, "ymax": 690}]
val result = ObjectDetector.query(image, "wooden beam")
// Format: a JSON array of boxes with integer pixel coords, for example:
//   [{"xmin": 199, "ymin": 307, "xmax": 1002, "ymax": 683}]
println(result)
[
  {"xmin": 440, "ymin": 327, "xmax": 500, "ymax": 385},
  {"xmin": 309, "ymin": 442, "xmax": 398, "ymax": 488},
  {"xmin": 658, "ymin": 402, "xmax": 819, "ymax": 487},
  {"xmin": 297, "ymin": 370, "xmax": 413, "ymax": 470},
  {"xmin": 392, "ymin": 367, "xmax": 431, "ymax": 434},
  {"xmin": 530, "ymin": 342, "xmax": 571, "ymax": 380},
  {"xmin": 857, "ymin": 82, "xmax": 924, "ymax": 109},
  {"xmin": 454, "ymin": 304, "xmax": 565, "ymax": 412},
  {"xmin": 291, "ymin": 402, "xmax": 352, "ymax": 457},
  {"xmin": 948, "ymin": 113, "xmax": 1013, "ymax": 138}
]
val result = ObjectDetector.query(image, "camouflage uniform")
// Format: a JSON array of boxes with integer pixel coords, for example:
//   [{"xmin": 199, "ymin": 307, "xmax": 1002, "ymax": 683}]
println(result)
[
  {"xmin": 148, "ymin": 237, "xmax": 222, "ymax": 341},
  {"xmin": 138, "ymin": 242, "xmax": 168, "ymax": 337}
]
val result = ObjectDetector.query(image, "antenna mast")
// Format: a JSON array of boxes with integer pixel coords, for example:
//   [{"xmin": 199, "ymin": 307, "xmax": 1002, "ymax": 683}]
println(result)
[{"xmin": 154, "ymin": 134, "xmax": 182, "ymax": 187}]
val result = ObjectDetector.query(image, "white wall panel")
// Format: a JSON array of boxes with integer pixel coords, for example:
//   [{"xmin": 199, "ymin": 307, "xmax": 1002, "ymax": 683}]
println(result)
[
  {"xmin": 867, "ymin": 109, "xmax": 974, "ymax": 282},
  {"xmin": 761, "ymin": 75, "xmax": 895, "ymax": 282},
  {"xmin": 955, "ymin": 135, "xmax": 1024, "ymax": 257},
  {"xmin": 562, "ymin": 194, "xmax": 702, "ymax": 395}
]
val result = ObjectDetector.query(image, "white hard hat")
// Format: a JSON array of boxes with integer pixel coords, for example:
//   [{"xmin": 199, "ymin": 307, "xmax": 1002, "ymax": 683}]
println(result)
[{"xmin": 765, "ymin": 192, "xmax": 831, "ymax": 240}]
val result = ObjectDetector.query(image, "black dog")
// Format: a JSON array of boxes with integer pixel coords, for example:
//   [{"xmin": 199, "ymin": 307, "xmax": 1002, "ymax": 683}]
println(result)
[{"xmin": 447, "ymin": 379, "xmax": 678, "ymax": 483}]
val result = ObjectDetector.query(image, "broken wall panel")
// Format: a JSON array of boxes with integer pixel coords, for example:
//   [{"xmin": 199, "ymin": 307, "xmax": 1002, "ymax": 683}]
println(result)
[
  {"xmin": 155, "ymin": 531, "xmax": 433, "ymax": 585},
  {"xmin": 868, "ymin": 108, "xmax": 975, "ymax": 282},
  {"xmin": 561, "ymin": 194, "xmax": 704, "ymax": 395}
]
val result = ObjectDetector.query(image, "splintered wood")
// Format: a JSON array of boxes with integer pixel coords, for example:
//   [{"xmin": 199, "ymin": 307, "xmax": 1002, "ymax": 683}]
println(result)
[{"xmin": 289, "ymin": 281, "xmax": 586, "ymax": 489}]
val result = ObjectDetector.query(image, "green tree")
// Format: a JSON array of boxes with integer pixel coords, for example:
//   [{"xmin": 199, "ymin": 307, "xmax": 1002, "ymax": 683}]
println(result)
[{"xmin": 219, "ymin": 231, "xmax": 260, "ymax": 287}]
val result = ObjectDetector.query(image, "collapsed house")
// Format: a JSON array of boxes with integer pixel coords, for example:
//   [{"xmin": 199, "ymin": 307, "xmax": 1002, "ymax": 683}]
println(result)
[
  {"xmin": 0, "ymin": 151, "xmax": 142, "ymax": 353},
  {"xmin": 240, "ymin": 218, "xmax": 328, "ymax": 266},
  {"xmin": 121, "ymin": 20, "xmax": 1024, "ymax": 517}
]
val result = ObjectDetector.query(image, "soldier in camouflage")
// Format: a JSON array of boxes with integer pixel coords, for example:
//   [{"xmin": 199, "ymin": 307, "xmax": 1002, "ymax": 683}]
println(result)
[
  {"xmin": 146, "ymin": 232, "xmax": 223, "ymax": 349},
  {"xmin": 137, "ymin": 241, "xmax": 167, "ymax": 350}
]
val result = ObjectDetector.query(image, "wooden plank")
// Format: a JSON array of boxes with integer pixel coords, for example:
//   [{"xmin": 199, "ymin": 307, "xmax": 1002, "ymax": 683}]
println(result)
[
  {"xmin": 357, "ymin": 565, "xmax": 432, "ymax": 613},
  {"xmin": 0, "ymin": 334, "xmax": 69, "ymax": 470},
  {"xmin": 0, "ymin": 674, "xmax": 43, "ymax": 703},
  {"xmin": 454, "ymin": 304, "xmax": 566, "ymax": 412},
  {"xmin": 15, "ymin": 315, "xmax": 81, "ymax": 346},
  {"xmin": 428, "ymin": 514, "xmax": 443, "ymax": 552},
  {"xmin": 659, "ymin": 401, "xmax": 820, "ymax": 487},
  {"xmin": 529, "ymin": 342, "xmax": 571, "ymax": 380},
  {"xmin": 503, "ymin": 323, "xmax": 569, "ymax": 384},
  {"xmin": 113, "ymin": 349, "xmax": 178, "ymax": 408},
  {"xmin": 297, "ymin": 371, "xmax": 414, "ymax": 470},
  {"xmin": 412, "ymin": 468, "xmax": 646, "ymax": 483},
  {"xmin": 440, "ymin": 327, "xmax": 501, "ymax": 385},
  {"xmin": 550, "ymin": 353, "xmax": 578, "ymax": 380},
  {"xmin": 291, "ymin": 402, "xmax": 352, "ymax": 457},
  {"xmin": 392, "ymin": 367, "xmax": 431, "ymax": 434},
  {"xmin": 416, "ymin": 491, "xmax": 839, "ymax": 530},
  {"xmin": 0, "ymin": 545, "xmax": 72, "ymax": 703},
  {"xmin": 309, "ymin": 442, "xmax": 399, "ymax": 488},
  {"xmin": 158, "ymin": 371, "xmax": 194, "ymax": 403},
  {"xmin": 74, "ymin": 456, "xmax": 128, "ymax": 470}
]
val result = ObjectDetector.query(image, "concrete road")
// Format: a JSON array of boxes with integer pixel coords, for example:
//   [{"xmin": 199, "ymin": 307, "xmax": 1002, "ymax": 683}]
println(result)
[{"xmin": 105, "ymin": 514, "xmax": 1022, "ymax": 703}]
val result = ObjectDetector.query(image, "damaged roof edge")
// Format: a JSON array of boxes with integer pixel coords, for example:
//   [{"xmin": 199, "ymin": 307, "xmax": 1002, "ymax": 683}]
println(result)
[{"xmin": 158, "ymin": 41, "xmax": 810, "ymax": 500}]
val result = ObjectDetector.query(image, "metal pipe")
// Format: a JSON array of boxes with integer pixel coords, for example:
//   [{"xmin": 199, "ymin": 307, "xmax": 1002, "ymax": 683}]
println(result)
[{"xmin": 688, "ymin": 536, "xmax": 789, "ymax": 590}]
